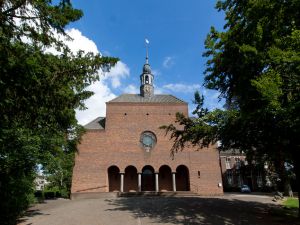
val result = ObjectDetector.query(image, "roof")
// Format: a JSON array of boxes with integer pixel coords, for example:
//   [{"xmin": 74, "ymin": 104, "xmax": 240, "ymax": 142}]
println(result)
[
  {"xmin": 219, "ymin": 149, "xmax": 245, "ymax": 156},
  {"xmin": 108, "ymin": 94, "xmax": 186, "ymax": 104},
  {"xmin": 84, "ymin": 117, "xmax": 106, "ymax": 130}
]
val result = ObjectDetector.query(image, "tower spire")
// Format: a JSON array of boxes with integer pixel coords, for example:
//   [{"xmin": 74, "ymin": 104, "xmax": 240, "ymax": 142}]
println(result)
[
  {"xmin": 145, "ymin": 38, "xmax": 149, "ymax": 64},
  {"xmin": 140, "ymin": 38, "xmax": 154, "ymax": 97}
]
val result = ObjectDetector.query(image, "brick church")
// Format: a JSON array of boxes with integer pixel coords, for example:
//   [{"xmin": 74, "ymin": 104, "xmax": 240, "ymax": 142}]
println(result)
[{"xmin": 71, "ymin": 53, "xmax": 223, "ymax": 198}]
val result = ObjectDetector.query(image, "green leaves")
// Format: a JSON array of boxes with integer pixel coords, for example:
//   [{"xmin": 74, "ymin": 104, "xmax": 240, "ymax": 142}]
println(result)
[
  {"xmin": 161, "ymin": 92, "xmax": 220, "ymax": 156},
  {"xmin": 0, "ymin": 1, "xmax": 118, "ymax": 224},
  {"xmin": 203, "ymin": 0, "xmax": 300, "ymax": 152},
  {"xmin": 202, "ymin": 1, "xmax": 300, "ymax": 203},
  {"xmin": 251, "ymin": 69, "xmax": 283, "ymax": 111},
  {"xmin": 164, "ymin": 0, "xmax": 300, "ymax": 202}
]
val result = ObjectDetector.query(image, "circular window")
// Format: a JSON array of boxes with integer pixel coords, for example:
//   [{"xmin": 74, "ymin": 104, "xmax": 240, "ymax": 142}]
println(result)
[{"xmin": 140, "ymin": 131, "xmax": 157, "ymax": 152}]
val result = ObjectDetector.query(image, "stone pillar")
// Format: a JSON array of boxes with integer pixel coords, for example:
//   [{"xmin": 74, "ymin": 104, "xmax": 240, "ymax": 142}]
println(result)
[
  {"xmin": 138, "ymin": 173, "xmax": 142, "ymax": 192},
  {"xmin": 120, "ymin": 173, "xmax": 124, "ymax": 192},
  {"xmin": 155, "ymin": 173, "xmax": 159, "ymax": 192},
  {"xmin": 172, "ymin": 172, "xmax": 176, "ymax": 192}
]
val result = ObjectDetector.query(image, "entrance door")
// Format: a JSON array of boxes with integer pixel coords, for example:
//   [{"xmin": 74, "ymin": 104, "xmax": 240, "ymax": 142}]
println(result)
[
  {"xmin": 159, "ymin": 165, "xmax": 172, "ymax": 191},
  {"xmin": 141, "ymin": 165, "xmax": 155, "ymax": 191},
  {"xmin": 124, "ymin": 166, "xmax": 138, "ymax": 192},
  {"xmin": 108, "ymin": 166, "xmax": 120, "ymax": 192},
  {"xmin": 176, "ymin": 165, "xmax": 190, "ymax": 191}
]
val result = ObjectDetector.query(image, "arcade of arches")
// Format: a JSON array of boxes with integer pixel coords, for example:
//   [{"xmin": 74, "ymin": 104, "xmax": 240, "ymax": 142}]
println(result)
[{"xmin": 108, "ymin": 165, "xmax": 190, "ymax": 192}]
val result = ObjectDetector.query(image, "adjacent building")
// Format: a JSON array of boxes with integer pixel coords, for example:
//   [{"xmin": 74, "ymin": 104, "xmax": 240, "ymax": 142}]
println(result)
[{"xmin": 219, "ymin": 150, "xmax": 269, "ymax": 191}]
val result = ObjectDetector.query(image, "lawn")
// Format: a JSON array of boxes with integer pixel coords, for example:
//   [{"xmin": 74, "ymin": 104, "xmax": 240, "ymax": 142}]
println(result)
[{"xmin": 283, "ymin": 197, "xmax": 299, "ymax": 209}]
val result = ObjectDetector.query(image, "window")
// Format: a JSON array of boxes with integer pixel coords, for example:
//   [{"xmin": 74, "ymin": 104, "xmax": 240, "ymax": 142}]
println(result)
[
  {"xmin": 225, "ymin": 157, "xmax": 231, "ymax": 169},
  {"xmin": 235, "ymin": 157, "xmax": 241, "ymax": 169},
  {"xmin": 140, "ymin": 131, "xmax": 157, "ymax": 152},
  {"xmin": 257, "ymin": 171, "xmax": 263, "ymax": 187},
  {"xmin": 237, "ymin": 173, "xmax": 242, "ymax": 187},
  {"xmin": 145, "ymin": 75, "xmax": 149, "ymax": 84},
  {"xmin": 227, "ymin": 171, "xmax": 233, "ymax": 186}
]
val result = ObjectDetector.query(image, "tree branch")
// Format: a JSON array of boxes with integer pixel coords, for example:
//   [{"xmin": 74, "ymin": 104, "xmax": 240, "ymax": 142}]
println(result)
[{"xmin": 2, "ymin": 0, "xmax": 27, "ymax": 15}]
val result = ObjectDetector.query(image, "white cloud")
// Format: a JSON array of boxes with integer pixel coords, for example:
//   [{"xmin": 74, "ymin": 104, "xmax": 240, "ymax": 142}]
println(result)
[
  {"xmin": 123, "ymin": 84, "xmax": 139, "ymax": 94},
  {"xmin": 65, "ymin": 28, "xmax": 99, "ymax": 54},
  {"xmin": 76, "ymin": 80, "xmax": 116, "ymax": 125},
  {"xmin": 201, "ymin": 89, "xmax": 224, "ymax": 110},
  {"xmin": 103, "ymin": 61, "xmax": 130, "ymax": 88},
  {"xmin": 162, "ymin": 83, "xmax": 201, "ymax": 93},
  {"xmin": 156, "ymin": 83, "xmax": 224, "ymax": 111},
  {"xmin": 154, "ymin": 86, "xmax": 164, "ymax": 94},
  {"xmin": 163, "ymin": 56, "xmax": 174, "ymax": 68},
  {"xmin": 49, "ymin": 28, "xmax": 130, "ymax": 125}
]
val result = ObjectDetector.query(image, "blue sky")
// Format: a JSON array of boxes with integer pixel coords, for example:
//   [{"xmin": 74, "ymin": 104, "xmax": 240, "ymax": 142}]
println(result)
[{"xmin": 68, "ymin": 0, "xmax": 225, "ymax": 124}]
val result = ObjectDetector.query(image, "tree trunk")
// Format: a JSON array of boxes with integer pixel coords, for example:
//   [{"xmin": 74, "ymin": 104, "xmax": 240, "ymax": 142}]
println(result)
[
  {"xmin": 284, "ymin": 180, "xmax": 293, "ymax": 197},
  {"xmin": 274, "ymin": 156, "xmax": 286, "ymax": 193}
]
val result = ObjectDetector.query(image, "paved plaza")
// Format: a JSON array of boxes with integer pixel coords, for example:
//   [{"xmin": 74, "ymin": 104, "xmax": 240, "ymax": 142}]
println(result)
[{"xmin": 18, "ymin": 194, "xmax": 298, "ymax": 225}]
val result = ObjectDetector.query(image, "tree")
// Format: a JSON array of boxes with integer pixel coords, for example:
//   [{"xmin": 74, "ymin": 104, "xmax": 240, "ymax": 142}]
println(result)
[
  {"xmin": 163, "ymin": 0, "xmax": 300, "ymax": 217},
  {"xmin": 161, "ymin": 91, "xmax": 219, "ymax": 157},
  {"xmin": 204, "ymin": 0, "xmax": 300, "ymax": 212},
  {"xmin": 0, "ymin": 1, "xmax": 118, "ymax": 224}
]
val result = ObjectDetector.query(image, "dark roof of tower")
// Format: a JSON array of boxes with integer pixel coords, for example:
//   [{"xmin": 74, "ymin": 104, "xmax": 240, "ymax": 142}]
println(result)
[
  {"xmin": 143, "ymin": 63, "xmax": 151, "ymax": 74},
  {"xmin": 84, "ymin": 117, "xmax": 105, "ymax": 129},
  {"xmin": 108, "ymin": 94, "xmax": 186, "ymax": 104}
]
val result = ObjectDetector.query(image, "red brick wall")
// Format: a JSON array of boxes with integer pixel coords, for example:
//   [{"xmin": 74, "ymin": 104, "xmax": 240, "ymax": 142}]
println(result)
[{"xmin": 71, "ymin": 102, "xmax": 223, "ymax": 195}]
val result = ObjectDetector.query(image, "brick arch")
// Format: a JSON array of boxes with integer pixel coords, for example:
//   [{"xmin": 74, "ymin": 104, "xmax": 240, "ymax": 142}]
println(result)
[
  {"xmin": 137, "ymin": 164, "xmax": 159, "ymax": 173},
  {"xmin": 159, "ymin": 165, "xmax": 172, "ymax": 191},
  {"xmin": 168, "ymin": 164, "xmax": 178, "ymax": 173},
  {"xmin": 107, "ymin": 165, "xmax": 120, "ymax": 192},
  {"xmin": 176, "ymin": 165, "xmax": 190, "ymax": 191},
  {"xmin": 124, "ymin": 165, "xmax": 138, "ymax": 192}
]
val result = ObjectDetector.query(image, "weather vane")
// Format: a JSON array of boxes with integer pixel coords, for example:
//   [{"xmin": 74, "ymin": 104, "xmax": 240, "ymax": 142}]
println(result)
[{"xmin": 145, "ymin": 38, "xmax": 149, "ymax": 63}]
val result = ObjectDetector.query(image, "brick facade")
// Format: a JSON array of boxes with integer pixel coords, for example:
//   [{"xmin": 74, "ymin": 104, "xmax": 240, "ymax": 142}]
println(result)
[{"xmin": 71, "ymin": 101, "xmax": 224, "ymax": 196}]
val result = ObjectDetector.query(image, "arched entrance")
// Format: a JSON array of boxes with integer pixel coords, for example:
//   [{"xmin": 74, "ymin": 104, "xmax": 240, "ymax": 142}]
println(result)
[
  {"xmin": 159, "ymin": 165, "xmax": 172, "ymax": 191},
  {"xmin": 124, "ymin": 166, "xmax": 138, "ymax": 192},
  {"xmin": 108, "ymin": 166, "xmax": 120, "ymax": 192},
  {"xmin": 176, "ymin": 165, "xmax": 190, "ymax": 191},
  {"xmin": 142, "ymin": 165, "xmax": 155, "ymax": 191}
]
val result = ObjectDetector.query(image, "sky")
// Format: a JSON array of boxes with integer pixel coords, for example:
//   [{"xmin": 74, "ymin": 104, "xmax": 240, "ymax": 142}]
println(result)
[{"xmin": 65, "ymin": 0, "xmax": 226, "ymax": 125}]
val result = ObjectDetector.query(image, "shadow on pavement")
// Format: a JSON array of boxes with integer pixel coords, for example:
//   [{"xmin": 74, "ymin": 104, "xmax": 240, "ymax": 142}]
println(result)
[
  {"xmin": 105, "ymin": 196, "xmax": 299, "ymax": 225},
  {"xmin": 17, "ymin": 206, "xmax": 50, "ymax": 225}
]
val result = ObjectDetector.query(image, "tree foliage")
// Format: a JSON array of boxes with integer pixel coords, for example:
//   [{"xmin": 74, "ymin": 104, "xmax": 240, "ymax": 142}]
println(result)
[
  {"xmin": 203, "ymin": 0, "xmax": 300, "ymax": 172},
  {"xmin": 0, "ymin": 1, "xmax": 118, "ymax": 224},
  {"xmin": 161, "ymin": 91, "xmax": 220, "ymax": 156},
  {"xmin": 162, "ymin": 0, "xmax": 300, "ymax": 216}
]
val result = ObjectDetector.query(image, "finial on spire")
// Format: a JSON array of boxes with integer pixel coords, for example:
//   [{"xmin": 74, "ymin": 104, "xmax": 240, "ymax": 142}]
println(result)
[{"xmin": 145, "ymin": 38, "xmax": 149, "ymax": 64}]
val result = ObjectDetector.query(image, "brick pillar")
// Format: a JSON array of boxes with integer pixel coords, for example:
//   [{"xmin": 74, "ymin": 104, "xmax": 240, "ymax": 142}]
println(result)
[
  {"xmin": 172, "ymin": 172, "xmax": 176, "ymax": 192},
  {"xmin": 155, "ymin": 173, "xmax": 159, "ymax": 192},
  {"xmin": 120, "ymin": 173, "xmax": 124, "ymax": 192},
  {"xmin": 138, "ymin": 173, "xmax": 141, "ymax": 192}
]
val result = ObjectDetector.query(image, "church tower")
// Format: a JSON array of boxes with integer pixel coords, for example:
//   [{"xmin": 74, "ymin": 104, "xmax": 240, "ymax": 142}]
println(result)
[{"xmin": 140, "ymin": 48, "xmax": 154, "ymax": 97}]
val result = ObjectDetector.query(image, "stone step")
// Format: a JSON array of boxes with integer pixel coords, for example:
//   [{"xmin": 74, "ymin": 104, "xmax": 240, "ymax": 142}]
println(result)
[{"xmin": 118, "ymin": 191, "xmax": 199, "ymax": 197}]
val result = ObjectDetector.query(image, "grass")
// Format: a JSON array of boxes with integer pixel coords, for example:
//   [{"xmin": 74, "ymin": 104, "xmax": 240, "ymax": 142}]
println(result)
[
  {"xmin": 270, "ymin": 197, "xmax": 299, "ymax": 222},
  {"xmin": 283, "ymin": 197, "xmax": 299, "ymax": 209}
]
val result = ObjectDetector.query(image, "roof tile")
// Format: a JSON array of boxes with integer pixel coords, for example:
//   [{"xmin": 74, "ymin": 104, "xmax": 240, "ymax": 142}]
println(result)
[{"xmin": 108, "ymin": 94, "xmax": 186, "ymax": 103}]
